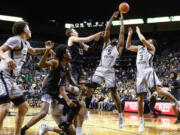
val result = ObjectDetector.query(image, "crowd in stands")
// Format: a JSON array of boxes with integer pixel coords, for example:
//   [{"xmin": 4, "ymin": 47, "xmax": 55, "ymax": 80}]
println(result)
[{"xmin": 1, "ymin": 31, "xmax": 180, "ymax": 111}]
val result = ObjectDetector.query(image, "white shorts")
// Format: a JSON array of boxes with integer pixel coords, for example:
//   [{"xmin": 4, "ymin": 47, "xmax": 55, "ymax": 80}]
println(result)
[
  {"xmin": 41, "ymin": 94, "xmax": 53, "ymax": 104},
  {"xmin": 92, "ymin": 66, "xmax": 116, "ymax": 88},
  {"xmin": 0, "ymin": 72, "xmax": 23, "ymax": 98},
  {"xmin": 50, "ymin": 100, "xmax": 67, "ymax": 125},
  {"xmin": 136, "ymin": 67, "xmax": 161, "ymax": 95}
]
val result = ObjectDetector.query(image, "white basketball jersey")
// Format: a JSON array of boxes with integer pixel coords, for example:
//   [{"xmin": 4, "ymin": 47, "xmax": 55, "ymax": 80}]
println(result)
[
  {"xmin": 136, "ymin": 46, "xmax": 154, "ymax": 73},
  {"xmin": 0, "ymin": 36, "xmax": 31, "ymax": 76},
  {"xmin": 99, "ymin": 44, "xmax": 119, "ymax": 68}
]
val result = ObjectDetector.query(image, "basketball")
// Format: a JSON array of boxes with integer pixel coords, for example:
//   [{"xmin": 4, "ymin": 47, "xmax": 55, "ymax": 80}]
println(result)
[{"xmin": 119, "ymin": 2, "xmax": 130, "ymax": 13}]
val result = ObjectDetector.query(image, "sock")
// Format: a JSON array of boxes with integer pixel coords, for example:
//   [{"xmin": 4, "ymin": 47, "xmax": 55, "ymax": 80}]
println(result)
[
  {"xmin": 46, "ymin": 125, "xmax": 54, "ymax": 131},
  {"xmin": 119, "ymin": 113, "xmax": 123, "ymax": 118},
  {"xmin": 76, "ymin": 127, "xmax": 82, "ymax": 135},
  {"xmin": 140, "ymin": 117, "xmax": 144, "ymax": 123}
]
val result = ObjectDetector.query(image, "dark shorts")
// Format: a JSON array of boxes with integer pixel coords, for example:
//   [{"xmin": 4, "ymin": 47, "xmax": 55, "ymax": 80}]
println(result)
[
  {"xmin": 0, "ymin": 95, "xmax": 25, "ymax": 106},
  {"xmin": 71, "ymin": 63, "xmax": 83, "ymax": 84}
]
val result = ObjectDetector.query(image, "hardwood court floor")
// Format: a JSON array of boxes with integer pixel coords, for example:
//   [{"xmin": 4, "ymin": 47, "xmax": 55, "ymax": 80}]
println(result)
[{"xmin": 1, "ymin": 108, "xmax": 180, "ymax": 135}]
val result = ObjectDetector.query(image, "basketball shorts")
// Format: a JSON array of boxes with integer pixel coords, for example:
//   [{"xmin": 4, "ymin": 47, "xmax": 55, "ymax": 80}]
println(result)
[
  {"xmin": 92, "ymin": 66, "xmax": 116, "ymax": 88},
  {"xmin": 0, "ymin": 72, "xmax": 25, "ymax": 106},
  {"xmin": 41, "ymin": 94, "xmax": 53, "ymax": 104},
  {"xmin": 136, "ymin": 67, "xmax": 161, "ymax": 95}
]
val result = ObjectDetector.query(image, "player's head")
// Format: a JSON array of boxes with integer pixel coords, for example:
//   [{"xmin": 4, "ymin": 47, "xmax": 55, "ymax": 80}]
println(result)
[
  {"xmin": 111, "ymin": 38, "xmax": 118, "ymax": 46},
  {"xmin": 12, "ymin": 21, "xmax": 31, "ymax": 39},
  {"xmin": 170, "ymin": 71, "xmax": 177, "ymax": 80},
  {"xmin": 55, "ymin": 45, "xmax": 71, "ymax": 61},
  {"xmin": 147, "ymin": 39, "xmax": 157, "ymax": 49},
  {"xmin": 66, "ymin": 28, "xmax": 79, "ymax": 37}
]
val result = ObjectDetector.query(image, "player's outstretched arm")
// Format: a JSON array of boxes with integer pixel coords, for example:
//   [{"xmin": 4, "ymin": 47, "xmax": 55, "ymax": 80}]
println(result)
[
  {"xmin": 82, "ymin": 32, "xmax": 104, "ymax": 51},
  {"xmin": 136, "ymin": 26, "xmax": 155, "ymax": 52},
  {"xmin": 28, "ymin": 41, "xmax": 55, "ymax": 57},
  {"xmin": 38, "ymin": 43, "xmax": 57, "ymax": 69},
  {"xmin": 126, "ymin": 27, "xmax": 139, "ymax": 52},
  {"xmin": 117, "ymin": 12, "xmax": 124, "ymax": 55},
  {"xmin": 69, "ymin": 32, "xmax": 102, "ymax": 45}
]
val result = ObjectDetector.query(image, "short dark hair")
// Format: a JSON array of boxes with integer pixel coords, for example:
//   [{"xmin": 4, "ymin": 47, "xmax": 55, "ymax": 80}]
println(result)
[
  {"xmin": 170, "ymin": 71, "xmax": 177, "ymax": 79},
  {"xmin": 55, "ymin": 45, "xmax": 67, "ymax": 61},
  {"xmin": 12, "ymin": 21, "xmax": 28, "ymax": 35},
  {"xmin": 151, "ymin": 39, "xmax": 158, "ymax": 48},
  {"xmin": 65, "ymin": 28, "xmax": 72, "ymax": 37}
]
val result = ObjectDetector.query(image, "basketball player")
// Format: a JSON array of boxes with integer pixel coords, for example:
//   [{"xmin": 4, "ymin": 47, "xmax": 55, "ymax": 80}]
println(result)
[
  {"xmin": 91, "ymin": 11, "xmax": 125, "ymax": 128},
  {"xmin": 66, "ymin": 27, "xmax": 103, "ymax": 117},
  {"xmin": 66, "ymin": 28, "xmax": 103, "ymax": 85},
  {"xmin": 126, "ymin": 26, "xmax": 180, "ymax": 132},
  {"xmin": 168, "ymin": 71, "xmax": 180, "ymax": 124},
  {"xmin": 0, "ymin": 21, "xmax": 55, "ymax": 135},
  {"xmin": 21, "ymin": 45, "xmax": 84, "ymax": 135},
  {"xmin": 39, "ymin": 85, "xmax": 86, "ymax": 135}
]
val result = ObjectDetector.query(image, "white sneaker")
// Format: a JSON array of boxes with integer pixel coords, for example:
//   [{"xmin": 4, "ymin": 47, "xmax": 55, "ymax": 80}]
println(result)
[
  {"xmin": 119, "ymin": 117, "xmax": 124, "ymax": 128},
  {"xmin": 39, "ymin": 124, "xmax": 48, "ymax": 135},
  {"xmin": 138, "ymin": 122, "xmax": 145, "ymax": 132}
]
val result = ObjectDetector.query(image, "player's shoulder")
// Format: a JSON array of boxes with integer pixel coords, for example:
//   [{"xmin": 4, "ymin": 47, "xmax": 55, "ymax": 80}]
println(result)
[
  {"xmin": 6, "ymin": 36, "xmax": 21, "ymax": 43},
  {"xmin": 68, "ymin": 36, "xmax": 77, "ymax": 46}
]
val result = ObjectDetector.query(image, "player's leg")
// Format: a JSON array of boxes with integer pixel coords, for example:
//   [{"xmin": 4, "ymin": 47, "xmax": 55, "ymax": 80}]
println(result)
[
  {"xmin": 75, "ymin": 101, "xmax": 86, "ymax": 135},
  {"xmin": 21, "ymin": 94, "xmax": 51, "ymax": 135},
  {"xmin": 136, "ymin": 73, "xmax": 148, "ymax": 132},
  {"xmin": 105, "ymin": 72, "xmax": 124, "ymax": 128},
  {"xmin": 0, "ymin": 73, "xmax": 12, "ymax": 130},
  {"xmin": 11, "ymin": 98, "xmax": 28, "ymax": 134},
  {"xmin": 7, "ymin": 80, "xmax": 28, "ymax": 135},
  {"xmin": 137, "ymin": 93, "xmax": 145, "ymax": 132},
  {"xmin": 0, "ymin": 103, "xmax": 10, "ymax": 129}
]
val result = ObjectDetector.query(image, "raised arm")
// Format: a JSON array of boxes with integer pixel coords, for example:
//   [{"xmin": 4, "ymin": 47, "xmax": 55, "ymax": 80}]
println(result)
[
  {"xmin": 104, "ymin": 11, "xmax": 119, "ymax": 42},
  {"xmin": 82, "ymin": 32, "xmax": 104, "ymax": 51},
  {"xmin": 28, "ymin": 41, "xmax": 55, "ymax": 57},
  {"xmin": 126, "ymin": 27, "xmax": 140, "ymax": 52},
  {"xmin": 38, "ymin": 43, "xmax": 57, "ymax": 69},
  {"xmin": 68, "ymin": 32, "xmax": 102, "ymax": 46},
  {"xmin": 117, "ymin": 13, "xmax": 124, "ymax": 55},
  {"xmin": 136, "ymin": 26, "xmax": 155, "ymax": 52}
]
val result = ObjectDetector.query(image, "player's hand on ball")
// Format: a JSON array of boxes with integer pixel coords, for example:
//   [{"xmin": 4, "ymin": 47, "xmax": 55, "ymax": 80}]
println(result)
[
  {"xmin": 67, "ymin": 100, "xmax": 76, "ymax": 107},
  {"xmin": 6, "ymin": 58, "xmax": 16, "ymax": 70},
  {"xmin": 113, "ymin": 11, "xmax": 119, "ymax": 19},
  {"xmin": 128, "ymin": 27, "xmax": 133, "ymax": 36}
]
